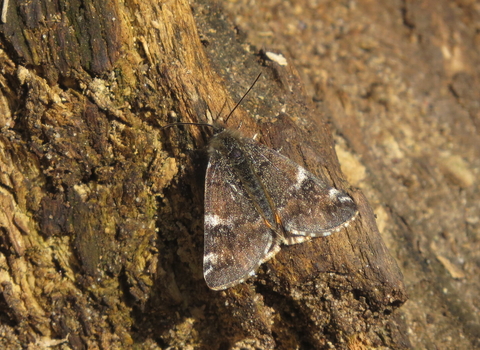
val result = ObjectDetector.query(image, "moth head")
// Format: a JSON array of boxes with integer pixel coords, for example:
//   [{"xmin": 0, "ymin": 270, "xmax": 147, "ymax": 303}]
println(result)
[{"xmin": 208, "ymin": 128, "xmax": 244, "ymax": 161}]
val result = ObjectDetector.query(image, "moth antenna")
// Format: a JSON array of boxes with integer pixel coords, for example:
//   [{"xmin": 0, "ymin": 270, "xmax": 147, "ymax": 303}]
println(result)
[
  {"xmin": 162, "ymin": 72, "xmax": 262, "ymax": 131},
  {"xmin": 223, "ymin": 72, "xmax": 262, "ymax": 124}
]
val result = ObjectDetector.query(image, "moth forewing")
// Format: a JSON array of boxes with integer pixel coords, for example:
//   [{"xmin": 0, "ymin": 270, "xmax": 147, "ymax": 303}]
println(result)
[{"xmin": 203, "ymin": 137, "xmax": 279, "ymax": 290}]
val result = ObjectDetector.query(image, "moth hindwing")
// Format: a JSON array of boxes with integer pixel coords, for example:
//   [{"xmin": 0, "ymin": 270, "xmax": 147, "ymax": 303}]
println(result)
[{"xmin": 203, "ymin": 126, "xmax": 358, "ymax": 290}]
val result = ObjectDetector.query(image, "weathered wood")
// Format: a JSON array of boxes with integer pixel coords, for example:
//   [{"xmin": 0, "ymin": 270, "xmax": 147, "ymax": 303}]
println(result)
[{"xmin": 0, "ymin": 0, "xmax": 421, "ymax": 349}]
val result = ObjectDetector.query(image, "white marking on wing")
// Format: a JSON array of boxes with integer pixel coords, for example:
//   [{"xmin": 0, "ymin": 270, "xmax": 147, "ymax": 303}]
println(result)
[
  {"xmin": 338, "ymin": 194, "xmax": 353, "ymax": 203},
  {"xmin": 328, "ymin": 188, "xmax": 342, "ymax": 199},
  {"xmin": 294, "ymin": 168, "xmax": 308, "ymax": 189},
  {"xmin": 204, "ymin": 252, "xmax": 218, "ymax": 265},
  {"xmin": 204, "ymin": 214, "xmax": 233, "ymax": 228},
  {"xmin": 204, "ymin": 265, "xmax": 214, "ymax": 276}
]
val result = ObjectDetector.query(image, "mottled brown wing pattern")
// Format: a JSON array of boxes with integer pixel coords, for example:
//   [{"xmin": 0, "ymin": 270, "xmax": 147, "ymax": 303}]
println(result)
[
  {"xmin": 244, "ymin": 138, "xmax": 358, "ymax": 244},
  {"xmin": 203, "ymin": 151, "xmax": 279, "ymax": 290}
]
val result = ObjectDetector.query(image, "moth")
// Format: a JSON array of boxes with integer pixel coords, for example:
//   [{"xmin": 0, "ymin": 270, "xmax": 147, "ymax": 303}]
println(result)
[
  {"xmin": 202, "ymin": 124, "xmax": 358, "ymax": 290},
  {"xmin": 166, "ymin": 74, "xmax": 357, "ymax": 290}
]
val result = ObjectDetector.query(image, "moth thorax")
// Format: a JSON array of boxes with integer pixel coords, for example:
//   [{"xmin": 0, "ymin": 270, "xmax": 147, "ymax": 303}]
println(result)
[
  {"xmin": 211, "ymin": 131, "xmax": 246, "ymax": 164},
  {"xmin": 228, "ymin": 144, "xmax": 249, "ymax": 167}
]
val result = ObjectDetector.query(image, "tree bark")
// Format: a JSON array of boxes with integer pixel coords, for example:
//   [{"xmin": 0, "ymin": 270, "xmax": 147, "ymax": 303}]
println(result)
[{"xmin": 7, "ymin": 0, "xmax": 478, "ymax": 349}]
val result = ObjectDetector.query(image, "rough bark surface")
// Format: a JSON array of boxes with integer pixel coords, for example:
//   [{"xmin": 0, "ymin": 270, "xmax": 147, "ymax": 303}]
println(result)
[{"xmin": 0, "ymin": 0, "xmax": 476, "ymax": 349}]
